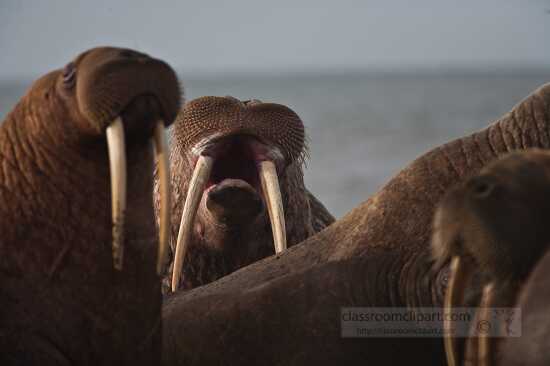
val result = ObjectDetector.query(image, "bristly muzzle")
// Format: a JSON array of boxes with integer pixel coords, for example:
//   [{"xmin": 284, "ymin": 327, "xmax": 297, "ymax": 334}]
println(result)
[
  {"xmin": 76, "ymin": 47, "xmax": 181, "ymax": 134},
  {"xmin": 172, "ymin": 96, "xmax": 307, "ymax": 166}
]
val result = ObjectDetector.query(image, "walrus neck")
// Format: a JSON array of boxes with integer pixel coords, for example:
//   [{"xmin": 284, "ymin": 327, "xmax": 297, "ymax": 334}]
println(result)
[
  {"xmin": 10, "ymin": 85, "xmax": 85, "ymax": 144},
  {"xmin": 0, "ymin": 97, "xmax": 90, "ymax": 215},
  {"xmin": 181, "ymin": 233, "xmax": 276, "ymax": 290}
]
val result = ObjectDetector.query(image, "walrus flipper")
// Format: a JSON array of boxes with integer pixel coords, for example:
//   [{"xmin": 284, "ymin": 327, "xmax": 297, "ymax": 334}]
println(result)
[{"xmin": 307, "ymin": 189, "xmax": 335, "ymax": 232}]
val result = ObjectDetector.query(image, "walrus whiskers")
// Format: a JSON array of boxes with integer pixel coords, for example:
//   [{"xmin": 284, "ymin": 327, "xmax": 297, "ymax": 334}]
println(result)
[
  {"xmin": 153, "ymin": 120, "xmax": 171, "ymax": 275},
  {"xmin": 259, "ymin": 160, "xmax": 287, "ymax": 254},
  {"xmin": 106, "ymin": 117, "xmax": 127, "ymax": 270},
  {"xmin": 172, "ymin": 155, "xmax": 214, "ymax": 291}
]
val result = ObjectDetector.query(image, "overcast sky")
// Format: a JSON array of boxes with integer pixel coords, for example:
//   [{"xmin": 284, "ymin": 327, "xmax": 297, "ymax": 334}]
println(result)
[{"xmin": 1, "ymin": 0, "xmax": 549, "ymax": 80}]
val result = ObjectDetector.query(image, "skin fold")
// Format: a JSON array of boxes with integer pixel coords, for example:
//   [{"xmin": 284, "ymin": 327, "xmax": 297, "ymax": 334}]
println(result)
[
  {"xmin": 432, "ymin": 150, "xmax": 550, "ymax": 365},
  {"xmin": 162, "ymin": 83, "xmax": 550, "ymax": 365},
  {"xmin": 154, "ymin": 96, "xmax": 334, "ymax": 292},
  {"xmin": 0, "ymin": 47, "xmax": 181, "ymax": 365}
]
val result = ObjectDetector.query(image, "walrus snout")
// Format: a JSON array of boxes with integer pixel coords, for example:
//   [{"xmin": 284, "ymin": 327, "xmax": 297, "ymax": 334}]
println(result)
[
  {"xmin": 173, "ymin": 95, "xmax": 306, "ymax": 165},
  {"xmin": 72, "ymin": 47, "xmax": 181, "ymax": 134}
]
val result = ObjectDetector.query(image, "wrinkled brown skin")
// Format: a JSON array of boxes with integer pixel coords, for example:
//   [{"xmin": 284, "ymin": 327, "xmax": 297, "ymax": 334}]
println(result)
[
  {"xmin": 154, "ymin": 97, "xmax": 334, "ymax": 292},
  {"xmin": 162, "ymin": 83, "xmax": 550, "ymax": 365},
  {"xmin": 0, "ymin": 47, "xmax": 181, "ymax": 365},
  {"xmin": 433, "ymin": 150, "xmax": 550, "ymax": 365}
]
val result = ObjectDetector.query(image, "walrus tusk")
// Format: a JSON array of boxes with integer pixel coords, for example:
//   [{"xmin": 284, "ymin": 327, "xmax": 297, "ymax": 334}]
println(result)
[
  {"xmin": 172, "ymin": 155, "xmax": 213, "ymax": 291},
  {"xmin": 444, "ymin": 256, "xmax": 469, "ymax": 366},
  {"xmin": 259, "ymin": 160, "xmax": 287, "ymax": 254},
  {"xmin": 106, "ymin": 117, "xmax": 127, "ymax": 271},
  {"xmin": 477, "ymin": 283, "xmax": 494, "ymax": 366},
  {"xmin": 153, "ymin": 121, "xmax": 171, "ymax": 275}
]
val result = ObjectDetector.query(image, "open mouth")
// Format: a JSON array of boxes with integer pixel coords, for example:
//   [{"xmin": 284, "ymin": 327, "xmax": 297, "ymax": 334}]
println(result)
[
  {"xmin": 170, "ymin": 134, "xmax": 288, "ymax": 292},
  {"xmin": 205, "ymin": 135, "xmax": 264, "ymax": 192}
]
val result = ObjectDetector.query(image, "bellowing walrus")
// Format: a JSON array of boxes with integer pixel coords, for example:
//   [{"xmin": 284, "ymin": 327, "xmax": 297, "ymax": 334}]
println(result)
[
  {"xmin": 431, "ymin": 149, "xmax": 550, "ymax": 366},
  {"xmin": 162, "ymin": 83, "xmax": 550, "ymax": 365},
  {"xmin": 0, "ymin": 47, "xmax": 181, "ymax": 365},
  {"xmin": 156, "ymin": 96, "xmax": 334, "ymax": 292}
]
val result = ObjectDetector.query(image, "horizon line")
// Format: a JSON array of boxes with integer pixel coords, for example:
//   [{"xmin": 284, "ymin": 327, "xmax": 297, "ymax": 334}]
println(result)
[{"xmin": 1, "ymin": 64, "xmax": 550, "ymax": 84}]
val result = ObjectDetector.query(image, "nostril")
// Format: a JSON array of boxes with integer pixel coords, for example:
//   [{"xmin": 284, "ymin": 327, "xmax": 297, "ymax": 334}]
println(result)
[{"xmin": 62, "ymin": 62, "xmax": 76, "ymax": 87}]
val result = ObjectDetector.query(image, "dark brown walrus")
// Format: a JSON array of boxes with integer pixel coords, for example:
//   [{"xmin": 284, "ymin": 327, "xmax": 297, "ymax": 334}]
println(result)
[
  {"xmin": 155, "ymin": 96, "xmax": 334, "ymax": 292},
  {"xmin": 161, "ymin": 83, "xmax": 550, "ymax": 365},
  {"xmin": 0, "ymin": 47, "xmax": 181, "ymax": 365},
  {"xmin": 499, "ymin": 249, "xmax": 550, "ymax": 366},
  {"xmin": 432, "ymin": 149, "xmax": 550, "ymax": 366}
]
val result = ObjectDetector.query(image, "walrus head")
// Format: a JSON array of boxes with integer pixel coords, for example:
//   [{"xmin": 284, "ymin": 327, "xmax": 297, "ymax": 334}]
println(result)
[
  {"xmin": 166, "ymin": 96, "xmax": 312, "ymax": 291},
  {"xmin": 431, "ymin": 149, "xmax": 550, "ymax": 366},
  {"xmin": 25, "ymin": 47, "xmax": 181, "ymax": 272}
]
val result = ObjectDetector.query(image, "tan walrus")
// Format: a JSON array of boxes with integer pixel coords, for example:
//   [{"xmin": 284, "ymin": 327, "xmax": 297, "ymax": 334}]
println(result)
[
  {"xmin": 432, "ymin": 149, "xmax": 550, "ymax": 366},
  {"xmin": 162, "ymin": 83, "xmax": 550, "ymax": 365},
  {"xmin": 156, "ymin": 97, "xmax": 334, "ymax": 292},
  {"xmin": 0, "ymin": 47, "xmax": 181, "ymax": 365}
]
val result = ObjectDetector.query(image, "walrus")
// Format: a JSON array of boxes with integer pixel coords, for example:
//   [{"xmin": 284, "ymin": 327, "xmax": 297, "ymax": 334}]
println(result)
[
  {"xmin": 498, "ymin": 249, "xmax": 550, "ymax": 366},
  {"xmin": 0, "ymin": 47, "xmax": 181, "ymax": 365},
  {"xmin": 161, "ymin": 83, "xmax": 550, "ymax": 365},
  {"xmin": 431, "ymin": 149, "xmax": 550, "ymax": 366},
  {"xmin": 155, "ymin": 96, "xmax": 334, "ymax": 292}
]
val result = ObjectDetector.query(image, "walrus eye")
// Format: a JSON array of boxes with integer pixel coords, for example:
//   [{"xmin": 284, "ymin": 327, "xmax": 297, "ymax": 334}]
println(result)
[
  {"xmin": 470, "ymin": 177, "xmax": 494, "ymax": 198},
  {"xmin": 62, "ymin": 62, "xmax": 76, "ymax": 87}
]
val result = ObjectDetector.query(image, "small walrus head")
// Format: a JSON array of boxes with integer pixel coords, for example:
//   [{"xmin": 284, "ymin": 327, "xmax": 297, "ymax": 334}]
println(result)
[
  {"xmin": 432, "ymin": 149, "xmax": 550, "ymax": 282},
  {"xmin": 165, "ymin": 96, "xmax": 313, "ymax": 291},
  {"xmin": 431, "ymin": 149, "xmax": 550, "ymax": 366},
  {"xmin": 21, "ymin": 47, "xmax": 181, "ymax": 271}
]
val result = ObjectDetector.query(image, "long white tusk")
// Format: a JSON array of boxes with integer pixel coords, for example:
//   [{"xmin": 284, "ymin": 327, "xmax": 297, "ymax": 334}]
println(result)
[
  {"xmin": 477, "ymin": 283, "xmax": 494, "ymax": 366},
  {"xmin": 171, "ymin": 155, "xmax": 213, "ymax": 292},
  {"xmin": 106, "ymin": 117, "xmax": 127, "ymax": 271},
  {"xmin": 153, "ymin": 120, "xmax": 171, "ymax": 275},
  {"xmin": 259, "ymin": 161, "xmax": 287, "ymax": 254},
  {"xmin": 444, "ymin": 256, "xmax": 469, "ymax": 366}
]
